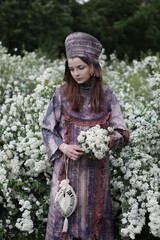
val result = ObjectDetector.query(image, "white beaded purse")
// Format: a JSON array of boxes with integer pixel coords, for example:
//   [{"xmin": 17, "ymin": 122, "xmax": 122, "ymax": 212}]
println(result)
[{"xmin": 55, "ymin": 157, "xmax": 77, "ymax": 232}]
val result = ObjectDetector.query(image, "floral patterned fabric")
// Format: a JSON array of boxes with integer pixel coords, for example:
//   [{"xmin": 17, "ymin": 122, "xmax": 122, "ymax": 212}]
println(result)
[{"xmin": 42, "ymin": 85, "xmax": 129, "ymax": 240}]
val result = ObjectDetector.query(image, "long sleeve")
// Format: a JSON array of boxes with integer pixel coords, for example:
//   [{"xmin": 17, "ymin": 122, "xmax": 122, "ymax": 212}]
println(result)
[
  {"xmin": 42, "ymin": 87, "xmax": 63, "ymax": 163},
  {"xmin": 109, "ymin": 92, "xmax": 129, "ymax": 149}
]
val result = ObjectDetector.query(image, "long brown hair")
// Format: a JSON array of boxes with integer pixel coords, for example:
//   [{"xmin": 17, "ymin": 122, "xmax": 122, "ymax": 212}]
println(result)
[{"xmin": 63, "ymin": 55, "xmax": 105, "ymax": 113}]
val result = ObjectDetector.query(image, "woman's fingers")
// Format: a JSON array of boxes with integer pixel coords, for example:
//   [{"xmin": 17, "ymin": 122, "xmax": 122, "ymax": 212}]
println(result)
[
  {"xmin": 72, "ymin": 149, "xmax": 83, "ymax": 156},
  {"xmin": 72, "ymin": 145, "xmax": 83, "ymax": 155},
  {"xmin": 59, "ymin": 143, "xmax": 83, "ymax": 160},
  {"xmin": 63, "ymin": 144, "xmax": 83, "ymax": 160},
  {"xmin": 73, "ymin": 145, "xmax": 83, "ymax": 151}
]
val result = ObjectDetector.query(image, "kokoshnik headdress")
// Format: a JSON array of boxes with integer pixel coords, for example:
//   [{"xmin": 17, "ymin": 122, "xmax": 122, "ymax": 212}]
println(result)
[{"xmin": 65, "ymin": 32, "xmax": 102, "ymax": 60}]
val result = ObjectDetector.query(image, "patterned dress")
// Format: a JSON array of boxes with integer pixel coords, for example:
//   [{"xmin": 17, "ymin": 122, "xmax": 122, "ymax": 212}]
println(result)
[{"xmin": 42, "ymin": 84, "xmax": 129, "ymax": 240}]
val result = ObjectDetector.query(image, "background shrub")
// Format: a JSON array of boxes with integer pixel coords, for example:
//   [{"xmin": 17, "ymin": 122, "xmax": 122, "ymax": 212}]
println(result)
[
  {"xmin": 0, "ymin": 43, "xmax": 159, "ymax": 239},
  {"xmin": 0, "ymin": 0, "xmax": 160, "ymax": 60}
]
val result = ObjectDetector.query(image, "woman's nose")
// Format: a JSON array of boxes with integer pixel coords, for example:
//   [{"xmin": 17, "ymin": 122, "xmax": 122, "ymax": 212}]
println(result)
[{"xmin": 74, "ymin": 69, "xmax": 80, "ymax": 76}]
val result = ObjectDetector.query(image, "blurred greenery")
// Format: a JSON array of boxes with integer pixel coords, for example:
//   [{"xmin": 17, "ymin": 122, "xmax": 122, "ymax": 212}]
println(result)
[
  {"xmin": 0, "ymin": 0, "xmax": 72, "ymax": 59},
  {"xmin": 0, "ymin": 0, "xmax": 160, "ymax": 60}
]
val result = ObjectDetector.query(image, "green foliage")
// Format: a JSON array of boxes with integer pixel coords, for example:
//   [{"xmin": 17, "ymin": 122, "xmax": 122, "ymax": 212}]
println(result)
[
  {"xmin": 1, "ymin": 0, "xmax": 160, "ymax": 60},
  {"xmin": 0, "ymin": 0, "xmax": 72, "ymax": 59},
  {"xmin": 71, "ymin": 0, "xmax": 160, "ymax": 60}
]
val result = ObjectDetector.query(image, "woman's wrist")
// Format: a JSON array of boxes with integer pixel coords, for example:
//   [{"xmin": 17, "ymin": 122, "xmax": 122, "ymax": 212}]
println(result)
[
  {"xmin": 108, "ymin": 136, "xmax": 114, "ymax": 149},
  {"xmin": 59, "ymin": 143, "xmax": 68, "ymax": 154}
]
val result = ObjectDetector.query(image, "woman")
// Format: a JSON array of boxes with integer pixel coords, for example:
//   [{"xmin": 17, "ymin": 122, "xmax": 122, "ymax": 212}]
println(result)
[{"xmin": 42, "ymin": 32, "xmax": 129, "ymax": 240}]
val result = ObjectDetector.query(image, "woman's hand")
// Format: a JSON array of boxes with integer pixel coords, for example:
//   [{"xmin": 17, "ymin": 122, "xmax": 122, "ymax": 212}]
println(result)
[{"xmin": 59, "ymin": 143, "xmax": 83, "ymax": 161}]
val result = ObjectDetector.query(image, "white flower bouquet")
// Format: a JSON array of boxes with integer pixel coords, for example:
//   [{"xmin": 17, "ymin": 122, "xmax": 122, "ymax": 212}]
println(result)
[{"xmin": 77, "ymin": 124, "xmax": 114, "ymax": 160}]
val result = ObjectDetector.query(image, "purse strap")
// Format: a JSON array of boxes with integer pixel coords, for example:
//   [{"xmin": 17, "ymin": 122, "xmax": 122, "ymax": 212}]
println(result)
[{"xmin": 65, "ymin": 155, "xmax": 69, "ymax": 180}]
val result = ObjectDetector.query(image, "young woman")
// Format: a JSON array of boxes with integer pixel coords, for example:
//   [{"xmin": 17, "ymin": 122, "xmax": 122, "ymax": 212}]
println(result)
[{"xmin": 42, "ymin": 32, "xmax": 129, "ymax": 240}]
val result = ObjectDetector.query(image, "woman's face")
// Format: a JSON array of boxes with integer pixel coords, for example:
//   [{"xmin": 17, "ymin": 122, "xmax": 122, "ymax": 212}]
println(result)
[{"xmin": 68, "ymin": 57, "xmax": 91, "ymax": 84}]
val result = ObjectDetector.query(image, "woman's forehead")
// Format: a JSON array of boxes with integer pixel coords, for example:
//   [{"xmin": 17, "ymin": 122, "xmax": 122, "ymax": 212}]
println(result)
[{"xmin": 68, "ymin": 57, "xmax": 86, "ymax": 67}]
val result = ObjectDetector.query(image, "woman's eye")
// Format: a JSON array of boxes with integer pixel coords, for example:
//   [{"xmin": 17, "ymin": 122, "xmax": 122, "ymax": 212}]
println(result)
[
  {"xmin": 69, "ymin": 66, "xmax": 85, "ymax": 71},
  {"xmin": 79, "ymin": 66, "xmax": 85, "ymax": 70}
]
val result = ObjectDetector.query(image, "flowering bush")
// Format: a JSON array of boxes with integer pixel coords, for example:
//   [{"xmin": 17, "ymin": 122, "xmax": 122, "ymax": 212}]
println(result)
[
  {"xmin": 0, "ymin": 42, "xmax": 159, "ymax": 239},
  {"xmin": 104, "ymin": 54, "xmax": 160, "ymax": 239},
  {"xmin": 77, "ymin": 125, "xmax": 114, "ymax": 159},
  {"xmin": 0, "ymin": 42, "xmax": 64, "ymax": 239}
]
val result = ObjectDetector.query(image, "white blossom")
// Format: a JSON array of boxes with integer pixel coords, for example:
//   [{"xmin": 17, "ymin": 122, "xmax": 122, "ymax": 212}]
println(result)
[
  {"xmin": 77, "ymin": 125, "xmax": 113, "ymax": 159},
  {"xmin": 0, "ymin": 41, "xmax": 159, "ymax": 239}
]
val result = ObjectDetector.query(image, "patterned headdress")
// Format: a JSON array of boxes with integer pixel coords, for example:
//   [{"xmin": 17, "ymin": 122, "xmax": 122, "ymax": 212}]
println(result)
[{"xmin": 65, "ymin": 32, "xmax": 102, "ymax": 60}]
